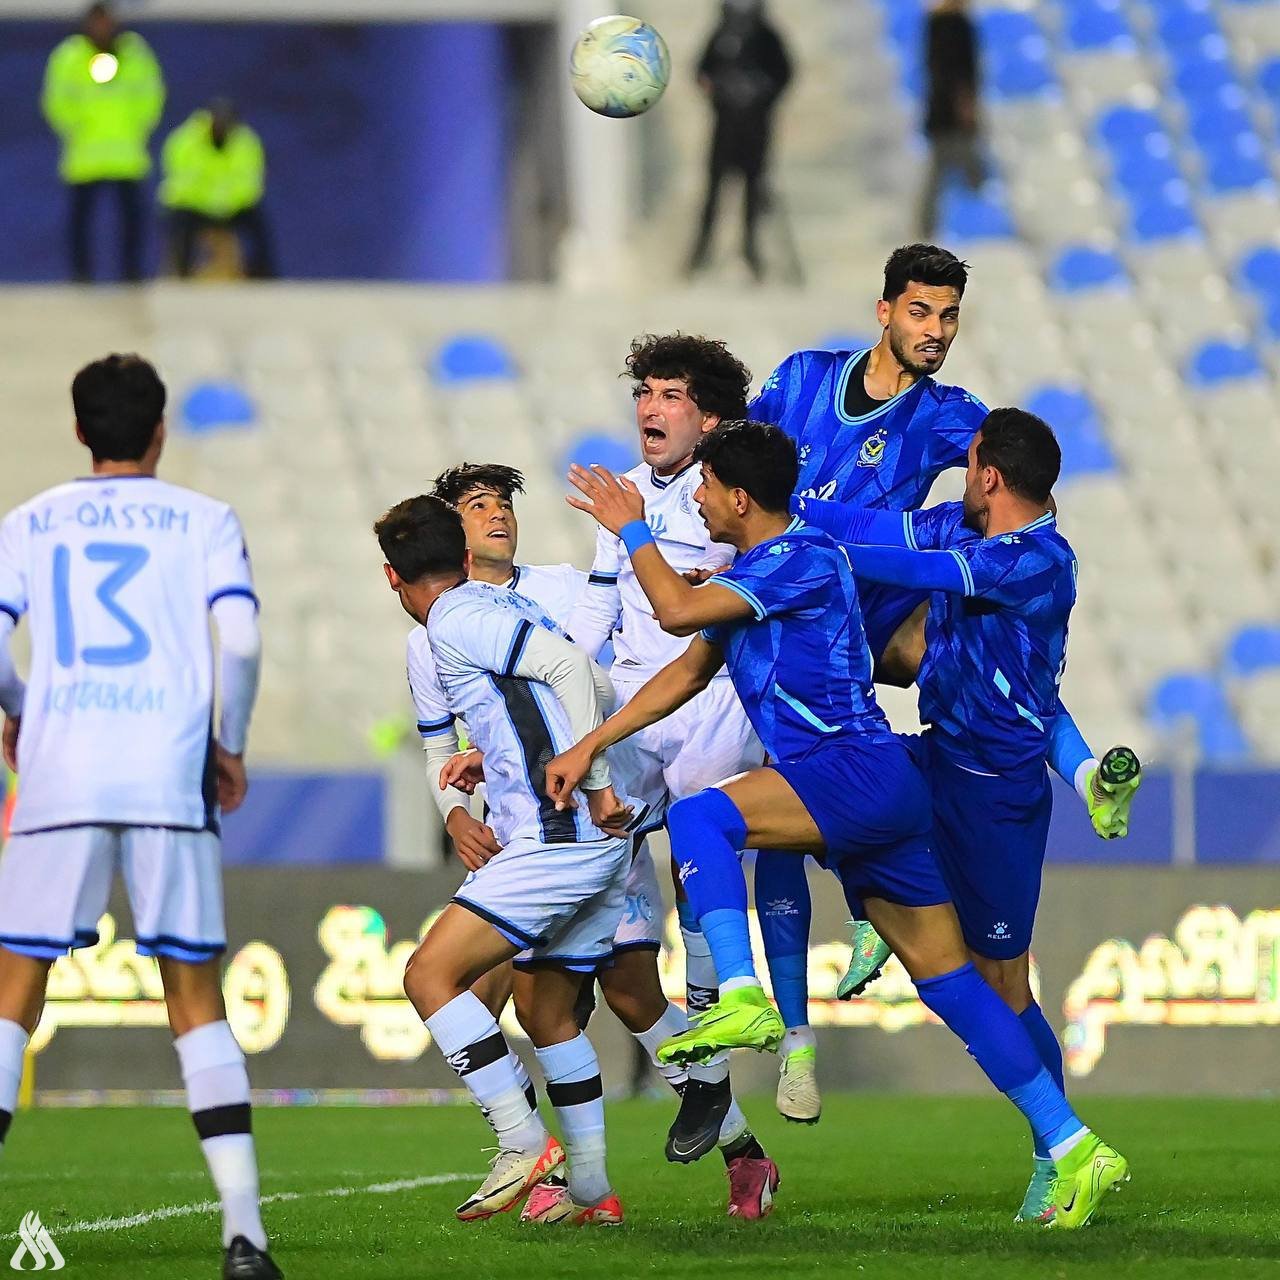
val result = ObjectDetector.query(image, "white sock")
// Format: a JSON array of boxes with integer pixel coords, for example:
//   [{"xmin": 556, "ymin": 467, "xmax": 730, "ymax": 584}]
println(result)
[
  {"xmin": 783, "ymin": 1026, "xmax": 817, "ymax": 1054},
  {"xmin": 174, "ymin": 1020, "xmax": 266, "ymax": 1251},
  {"xmin": 426, "ymin": 993, "xmax": 545, "ymax": 1153},
  {"xmin": 1074, "ymin": 758, "xmax": 1100, "ymax": 802},
  {"xmin": 512, "ymin": 1054, "xmax": 538, "ymax": 1111},
  {"xmin": 535, "ymin": 1033, "xmax": 611, "ymax": 1206},
  {"xmin": 632, "ymin": 1003, "xmax": 689, "ymax": 1092},
  {"xmin": 1049, "ymin": 1126, "xmax": 1091, "ymax": 1162},
  {"xmin": 721, "ymin": 976, "xmax": 763, "ymax": 994},
  {"xmin": 681, "ymin": 925, "xmax": 719, "ymax": 1010},
  {"xmin": 0, "ymin": 1019, "xmax": 28, "ymax": 1151}
]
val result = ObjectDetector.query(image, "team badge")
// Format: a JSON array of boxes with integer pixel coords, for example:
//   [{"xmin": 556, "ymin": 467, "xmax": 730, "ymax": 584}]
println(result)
[{"xmin": 856, "ymin": 428, "xmax": 888, "ymax": 468}]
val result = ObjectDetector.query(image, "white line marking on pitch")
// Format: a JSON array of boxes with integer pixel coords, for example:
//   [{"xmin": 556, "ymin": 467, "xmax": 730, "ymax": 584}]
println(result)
[{"xmin": 8, "ymin": 1172, "xmax": 482, "ymax": 1237}]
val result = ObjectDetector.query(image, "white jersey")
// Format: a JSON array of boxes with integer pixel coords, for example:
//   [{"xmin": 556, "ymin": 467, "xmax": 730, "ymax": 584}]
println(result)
[
  {"xmin": 406, "ymin": 562, "xmax": 586, "ymax": 739},
  {"xmin": 0, "ymin": 476, "xmax": 255, "ymax": 834},
  {"xmin": 568, "ymin": 462, "xmax": 734, "ymax": 679},
  {"xmin": 427, "ymin": 580, "xmax": 607, "ymax": 847}
]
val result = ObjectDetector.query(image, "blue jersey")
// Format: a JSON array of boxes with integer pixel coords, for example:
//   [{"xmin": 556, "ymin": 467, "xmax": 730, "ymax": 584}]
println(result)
[
  {"xmin": 749, "ymin": 347, "xmax": 988, "ymax": 508},
  {"xmin": 701, "ymin": 519, "xmax": 890, "ymax": 763},
  {"xmin": 907, "ymin": 502, "xmax": 1077, "ymax": 777}
]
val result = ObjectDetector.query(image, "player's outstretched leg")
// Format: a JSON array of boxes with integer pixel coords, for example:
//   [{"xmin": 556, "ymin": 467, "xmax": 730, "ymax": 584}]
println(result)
[
  {"xmin": 837, "ymin": 918, "xmax": 893, "ymax": 1000},
  {"xmin": 1084, "ymin": 746, "xmax": 1142, "ymax": 839},
  {"xmin": 162, "ymin": 958, "xmax": 281, "ymax": 1280},
  {"xmin": 658, "ymin": 789, "xmax": 787, "ymax": 1066},
  {"xmin": 404, "ymin": 910, "xmax": 562, "ymax": 1223},
  {"xmin": 869, "ymin": 901, "xmax": 1129, "ymax": 1229},
  {"xmin": 755, "ymin": 850, "xmax": 821, "ymax": 1123},
  {"xmin": 516, "ymin": 968, "xmax": 621, "ymax": 1226}
]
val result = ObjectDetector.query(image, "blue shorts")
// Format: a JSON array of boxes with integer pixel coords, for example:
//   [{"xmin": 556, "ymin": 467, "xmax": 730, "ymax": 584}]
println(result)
[
  {"xmin": 920, "ymin": 732, "xmax": 1053, "ymax": 960},
  {"xmin": 859, "ymin": 582, "xmax": 930, "ymax": 664},
  {"xmin": 770, "ymin": 736, "xmax": 948, "ymax": 909}
]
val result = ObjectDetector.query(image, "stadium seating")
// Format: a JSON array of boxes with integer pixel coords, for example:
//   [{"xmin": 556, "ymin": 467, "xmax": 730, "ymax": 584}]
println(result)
[{"xmin": 869, "ymin": 0, "xmax": 1280, "ymax": 764}]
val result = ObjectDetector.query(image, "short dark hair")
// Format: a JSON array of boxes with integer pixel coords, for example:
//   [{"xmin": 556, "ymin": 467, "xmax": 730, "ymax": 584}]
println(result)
[
  {"xmin": 71, "ymin": 354, "xmax": 166, "ymax": 462},
  {"xmin": 432, "ymin": 462, "xmax": 526, "ymax": 508},
  {"xmin": 693, "ymin": 420, "xmax": 797, "ymax": 514},
  {"xmin": 625, "ymin": 334, "xmax": 750, "ymax": 422},
  {"xmin": 882, "ymin": 243, "xmax": 970, "ymax": 301},
  {"xmin": 976, "ymin": 408, "xmax": 1061, "ymax": 503},
  {"xmin": 373, "ymin": 495, "xmax": 466, "ymax": 583}
]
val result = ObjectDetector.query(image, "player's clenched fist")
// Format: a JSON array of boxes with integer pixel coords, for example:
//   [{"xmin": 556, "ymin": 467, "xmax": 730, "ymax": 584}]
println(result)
[
  {"xmin": 566, "ymin": 463, "xmax": 646, "ymax": 535},
  {"xmin": 545, "ymin": 742, "xmax": 593, "ymax": 807},
  {"xmin": 444, "ymin": 808, "xmax": 502, "ymax": 871}
]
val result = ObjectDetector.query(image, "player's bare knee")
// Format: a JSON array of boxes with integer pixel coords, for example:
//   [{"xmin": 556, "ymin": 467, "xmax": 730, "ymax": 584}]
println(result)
[
  {"xmin": 599, "ymin": 956, "xmax": 665, "ymax": 1033},
  {"xmin": 971, "ymin": 952, "xmax": 1031, "ymax": 1012},
  {"xmin": 402, "ymin": 943, "xmax": 461, "ymax": 1016},
  {"xmin": 158, "ymin": 955, "xmax": 226, "ymax": 1037}
]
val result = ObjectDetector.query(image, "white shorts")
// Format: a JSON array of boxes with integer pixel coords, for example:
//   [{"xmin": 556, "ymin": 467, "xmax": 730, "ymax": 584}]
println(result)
[
  {"xmin": 0, "ymin": 825, "xmax": 226, "ymax": 963},
  {"xmin": 612, "ymin": 844, "xmax": 664, "ymax": 953},
  {"xmin": 608, "ymin": 674, "xmax": 764, "ymax": 827},
  {"xmin": 454, "ymin": 834, "xmax": 629, "ymax": 973}
]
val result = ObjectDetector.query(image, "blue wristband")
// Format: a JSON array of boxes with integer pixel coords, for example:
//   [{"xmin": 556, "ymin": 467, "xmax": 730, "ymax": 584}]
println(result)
[{"xmin": 620, "ymin": 519, "xmax": 656, "ymax": 557}]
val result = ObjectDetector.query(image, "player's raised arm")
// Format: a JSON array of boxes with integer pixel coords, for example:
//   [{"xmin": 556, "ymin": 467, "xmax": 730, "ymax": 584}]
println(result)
[
  {"xmin": 790, "ymin": 494, "xmax": 913, "ymax": 547},
  {"xmin": 566, "ymin": 522, "xmax": 624, "ymax": 660},
  {"xmin": 545, "ymin": 635, "xmax": 725, "ymax": 807},
  {"xmin": 567, "ymin": 463, "xmax": 755, "ymax": 636}
]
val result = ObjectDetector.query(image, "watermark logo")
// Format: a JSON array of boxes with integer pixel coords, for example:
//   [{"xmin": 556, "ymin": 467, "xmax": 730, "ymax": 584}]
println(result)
[{"xmin": 10, "ymin": 1212, "xmax": 64, "ymax": 1271}]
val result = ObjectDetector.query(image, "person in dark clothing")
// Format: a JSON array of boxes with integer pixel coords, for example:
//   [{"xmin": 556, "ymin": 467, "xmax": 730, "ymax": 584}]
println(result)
[
  {"xmin": 919, "ymin": 0, "xmax": 983, "ymax": 239},
  {"xmin": 687, "ymin": 0, "xmax": 792, "ymax": 281}
]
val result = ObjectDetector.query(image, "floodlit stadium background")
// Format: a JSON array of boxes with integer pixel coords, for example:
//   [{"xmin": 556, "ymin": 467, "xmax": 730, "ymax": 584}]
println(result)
[{"xmin": 1, "ymin": 0, "xmax": 1278, "ymax": 1096}]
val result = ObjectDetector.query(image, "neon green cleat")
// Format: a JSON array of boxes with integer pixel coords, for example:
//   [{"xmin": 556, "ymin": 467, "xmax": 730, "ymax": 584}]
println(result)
[
  {"xmin": 1085, "ymin": 746, "xmax": 1142, "ymax": 840},
  {"xmin": 658, "ymin": 986, "xmax": 784, "ymax": 1067},
  {"xmin": 1048, "ymin": 1134, "xmax": 1130, "ymax": 1229},
  {"xmin": 1014, "ymin": 1156, "xmax": 1056, "ymax": 1223},
  {"xmin": 837, "ymin": 920, "xmax": 892, "ymax": 999}
]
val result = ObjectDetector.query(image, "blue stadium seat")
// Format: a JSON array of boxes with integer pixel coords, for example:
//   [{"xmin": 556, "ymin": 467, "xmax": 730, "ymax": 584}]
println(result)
[
  {"xmin": 979, "ymin": 10, "xmax": 1055, "ymax": 99},
  {"xmin": 1147, "ymin": 673, "xmax": 1251, "ymax": 763},
  {"xmin": 1237, "ymin": 244, "xmax": 1280, "ymax": 298},
  {"xmin": 1049, "ymin": 245, "xmax": 1128, "ymax": 293},
  {"xmin": 1096, "ymin": 105, "xmax": 1165, "ymax": 151},
  {"xmin": 431, "ymin": 334, "xmax": 518, "ymax": 384},
  {"xmin": 1225, "ymin": 624, "xmax": 1280, "ymax": 678},
  {"xmin": 1172, "ymin": 50, "xmax": 1239, "ymax": 104},
  {"xmin": 1109, "ymin": 144, "xmax": 1184, "ymax": 196},
  {"xmin": 1128, "ymin": 186, "xmax": 1199, "ymax": 242},
  {"xmin": 1024, "ymin": 385, "xmax": 1116, "ymax": 476},
  {"xmin": 562, "ymin": 431, "xmax": 635, "ymax": 478},
  {"xmin": 1062, "ymin": 0, "xmax": 1134, "ymax": 52},
  {"xmin": 1258, "ymin": 56, "xmax": 1280, "ymax": 109},
  {"xmin": 939, "ymin": 188, "xmax": 1016, "ymax": 241},
  {"xmin": 181, "ymin": 381, "xmax": 257, "ymax": 433},
  {"xmin": 1262, "ymin": 297, "xmax": 1280, "ymax": 342},
  {"xmin": 1155, "ymin": 2, "xmax": 1221, "ymax": 50},
  {"xmin": 1187, "ymin": 102, "xmax": 1255, "ymax": 151},
  {"xmin": 1186, "ymin": 339, "xmax": 1265, "ymax": 387},
  {"xmin": 1203, "ymin": 136, "xmax": 1273, "ymax": 194}
]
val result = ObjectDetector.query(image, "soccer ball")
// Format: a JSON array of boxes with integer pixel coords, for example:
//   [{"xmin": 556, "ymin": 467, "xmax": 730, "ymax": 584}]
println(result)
[{"xmin": 569, "ymin": 15, "xmax": 671, "ymax": 119}]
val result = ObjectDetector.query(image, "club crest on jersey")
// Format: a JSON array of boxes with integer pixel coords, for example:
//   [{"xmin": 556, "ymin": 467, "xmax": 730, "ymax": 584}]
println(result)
[
  {"xmin": 679, "ymin": 484, "xmax": 693, "ymax": 514},
  {"xmin": 857, "ymin": 428, "xmax": 888, "ymax": 468},
  {"xmin": 648, "ymin": 513, "xmax": 669, "ymax": 538}
]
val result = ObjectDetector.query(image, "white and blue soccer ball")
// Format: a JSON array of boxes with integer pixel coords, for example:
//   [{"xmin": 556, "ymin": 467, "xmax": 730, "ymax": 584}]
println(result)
[{"xmin": 569, "ymin": 15, "xmax": 671, "ymax": 119}]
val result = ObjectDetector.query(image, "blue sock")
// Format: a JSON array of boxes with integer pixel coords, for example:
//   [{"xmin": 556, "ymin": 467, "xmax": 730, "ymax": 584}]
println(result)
[
  {"xmin": 755, "ymin": 851, "xmax": 812, "ymax": 1027},
  {"xmin": 1019, "ymin": 1002, "xmax": 1066, "ymax": 1157},
  {"xmin": 667, "ymin": 789, "xmax": 752, "ymax": 985},
  {"xmin": 1046, "ymin": 708, "xmax": 1092, "ymax": 785},
  {"xmin": 915, "ymin": 963, "xmax": 1085, "ymax": 1154}
]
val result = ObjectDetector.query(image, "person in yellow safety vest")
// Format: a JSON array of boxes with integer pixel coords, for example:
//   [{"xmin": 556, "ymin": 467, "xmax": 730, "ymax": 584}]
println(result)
[
  {"xmin": 160, "ymin": 100, "xmax": 276, "ymax": 280},
  {"xmin": 41, "ymin": 2, "xmax": 165, "ymax": 282}
]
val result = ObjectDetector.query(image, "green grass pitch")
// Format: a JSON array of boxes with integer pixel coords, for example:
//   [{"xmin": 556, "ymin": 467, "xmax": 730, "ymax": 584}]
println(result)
[{"xmin": 1, "ymin": 1096, "xmax": 1276, "ymax": 1279}]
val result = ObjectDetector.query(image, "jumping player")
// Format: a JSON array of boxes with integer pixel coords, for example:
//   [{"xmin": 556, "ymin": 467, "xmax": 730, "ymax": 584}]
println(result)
[
  {"xmin": 377, "ymin": 494, "xmax": 631, "ymax": 1226},
  {"xmin": 547, "ymin": 421, "xmax": 1131, "ymax": 1229}
]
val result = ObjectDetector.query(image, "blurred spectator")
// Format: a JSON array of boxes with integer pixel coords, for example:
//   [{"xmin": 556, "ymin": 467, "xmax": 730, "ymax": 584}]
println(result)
[
  {"xmin": 918, "ymin": 0, "xmax": 983, "ymax": 239},
  {"xmin": 41, "ymin": 2, "xmax": 165, "ymax": 282},
  {"xmin": 687, "ymin": 0, "xmax": 792, "ymax": 281},
  {"xmin": 160, "ymin": 100, "xmax": 276, "ymax": 279}
]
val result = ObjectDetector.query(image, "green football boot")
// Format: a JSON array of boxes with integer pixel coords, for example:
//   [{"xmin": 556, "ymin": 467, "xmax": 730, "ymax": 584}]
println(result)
[
  {"xmin": 836, "ymin": 920, "xmax": 892, "ymax": 999},
  {"xmin": 1048, "ymin": 1134, "xmax": 1130, "ymax": 1229},
  {"xmin": 1085, "ymin": 745, "xmax": 1142, "ymax": 840},
  {"xmin": 1014, "ymin": 1156, "xmax": 1057, "ymax": 1224},
  {"xmin": 657, "ymin": 986, "xmax": 784, "ymax": 1067}
]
